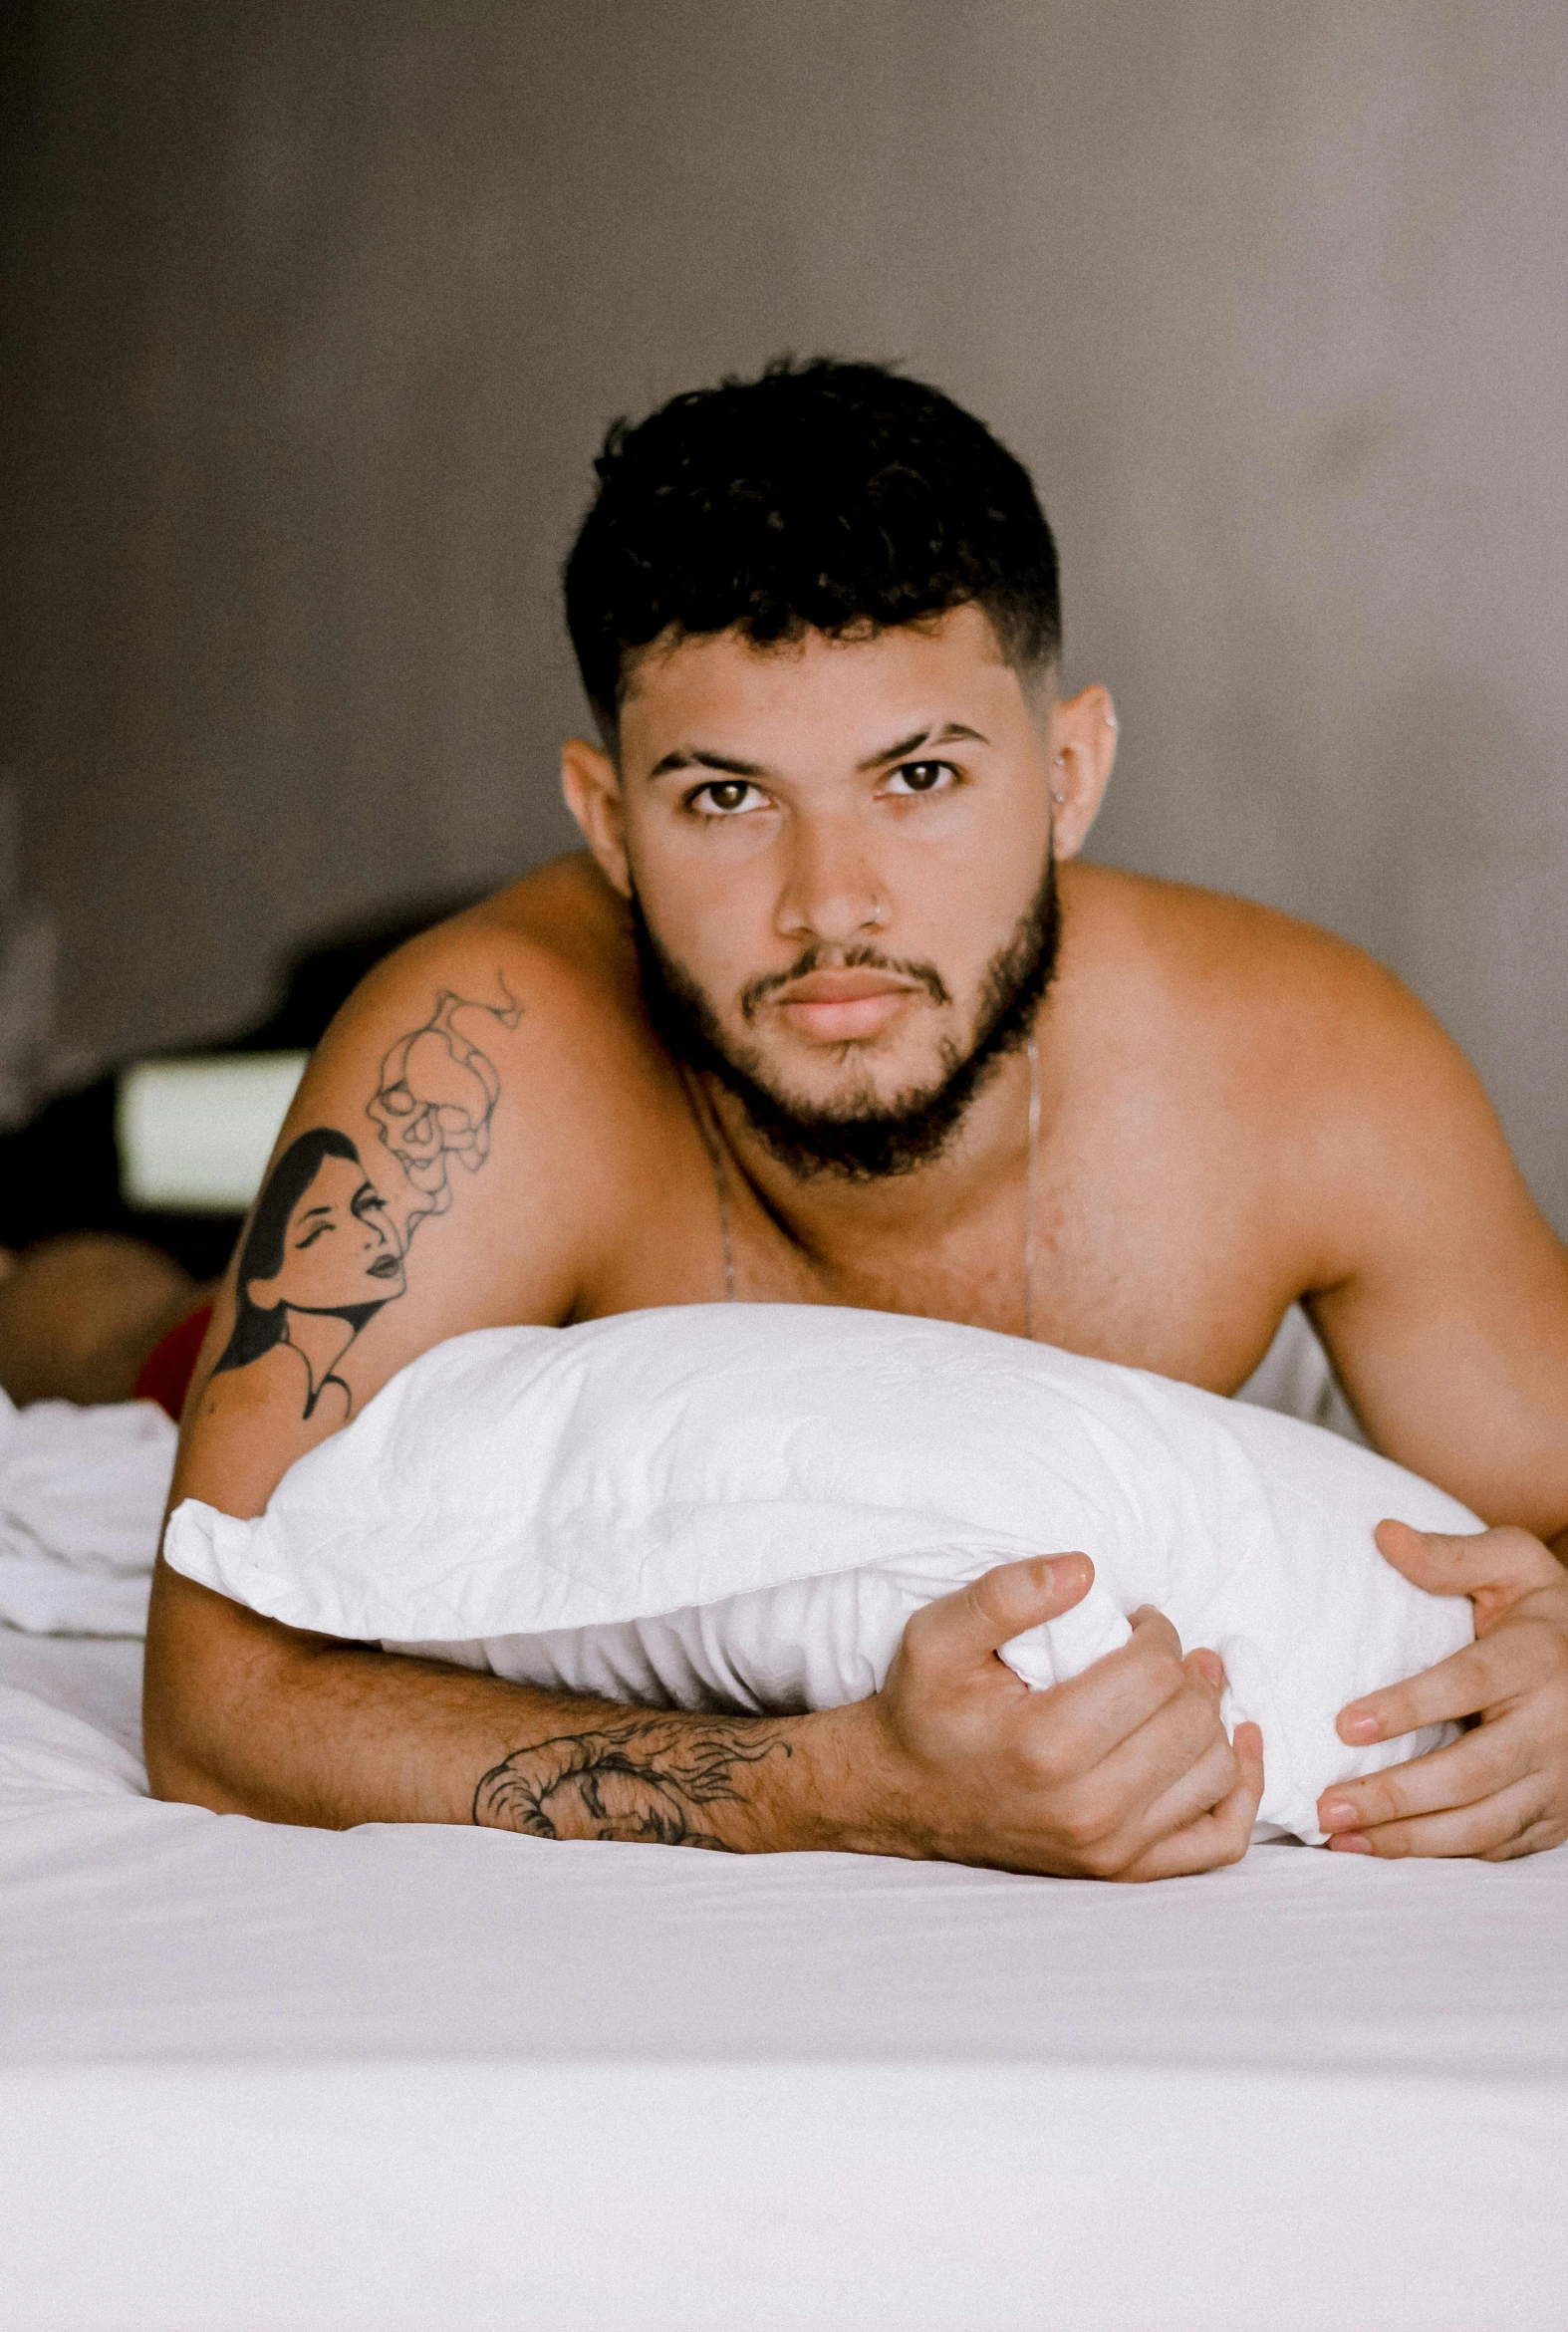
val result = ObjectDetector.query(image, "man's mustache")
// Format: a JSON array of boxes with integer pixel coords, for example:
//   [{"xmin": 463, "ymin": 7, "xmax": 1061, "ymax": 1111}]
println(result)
[{"xmin": 739, "ymin": 945, "xmax": 952, "ymax": 1023}]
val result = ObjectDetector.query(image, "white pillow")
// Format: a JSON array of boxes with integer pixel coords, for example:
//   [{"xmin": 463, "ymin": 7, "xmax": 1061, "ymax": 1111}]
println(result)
[{"xmin": 164, "ymin": 1304, "xmax": 1478, "ymax": 1844}]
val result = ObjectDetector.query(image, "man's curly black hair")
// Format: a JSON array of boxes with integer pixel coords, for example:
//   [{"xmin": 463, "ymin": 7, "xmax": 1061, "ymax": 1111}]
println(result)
[{"xmin": 562, "ymin": 357, "xmax": 1061, "ymax": 738}]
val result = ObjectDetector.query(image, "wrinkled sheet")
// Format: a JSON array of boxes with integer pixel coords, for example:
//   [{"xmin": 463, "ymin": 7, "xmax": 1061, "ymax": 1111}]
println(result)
[
  {"xmin": 1, "ymin": 1628, "xmax": 1565, "ymax": 2332},
  {"xmin": 0, "ymin": 1391, "xmax": 173, "ymax": 1636}
]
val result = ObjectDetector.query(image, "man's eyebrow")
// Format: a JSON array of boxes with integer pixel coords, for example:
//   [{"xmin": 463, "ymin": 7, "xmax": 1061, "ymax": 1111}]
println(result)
[
  {"xmin": 855, "ymin": 721, "xmax": 989, "ymax": 771},
  {"xmin": 649, "ymin": 721, "xmax": 992, "ymax": 782},
  {"xmin": 648, "ymin": 747, "xmax": 768, "ymax": 781}
]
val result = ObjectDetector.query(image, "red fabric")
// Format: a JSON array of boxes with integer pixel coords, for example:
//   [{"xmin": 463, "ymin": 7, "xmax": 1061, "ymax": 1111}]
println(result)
[{"xmin": 133, "ymin": 1303, "xmax": 214, "ymax": 1423}]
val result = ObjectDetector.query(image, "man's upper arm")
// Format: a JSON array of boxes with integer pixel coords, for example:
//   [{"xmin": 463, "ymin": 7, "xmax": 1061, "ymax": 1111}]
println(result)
[
  {"xmin": 1304, "ymin": 962, "xmax": 1568, "ymax": 1540},
  {"xmin": 171, "ymin": 920, "xmax": 602, "ymax": 1522}
]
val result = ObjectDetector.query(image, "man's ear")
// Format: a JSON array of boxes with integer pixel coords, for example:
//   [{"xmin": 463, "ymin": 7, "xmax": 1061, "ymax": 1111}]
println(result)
[
  {"xmin": 561, "ymin": 737, "xmax": 632, "ymax": 898},
  {"xmin": 1045, "ymin": 684, "xmax": 1119, "ymax": 862}
]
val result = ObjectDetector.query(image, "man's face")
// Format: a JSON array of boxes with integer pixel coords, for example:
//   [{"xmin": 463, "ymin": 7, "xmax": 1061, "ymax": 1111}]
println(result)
[{"xmin": 610, "ymin": 606, "xmax": 1061, "ymax": 1162}]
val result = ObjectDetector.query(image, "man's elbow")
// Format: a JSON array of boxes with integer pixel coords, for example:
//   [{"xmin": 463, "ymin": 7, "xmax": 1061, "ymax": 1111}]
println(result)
[
  {"xmin": 141, "ymin": 1647, "xmax": 269, "ymax": 1816},
  {"xmin": 140, "ymin": 1561, "xmax": 306, "ymax": 1819},
  {"xmin": 142, "ymin": 1722, "xmax": 238, "ymax": 1814}
]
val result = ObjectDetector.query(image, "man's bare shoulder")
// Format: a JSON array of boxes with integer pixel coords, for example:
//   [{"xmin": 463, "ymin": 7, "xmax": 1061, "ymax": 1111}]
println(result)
[
  {"xmin": 314, "ymin": 850, "xmax": 701, "ymax": 1265},
  {"xmin": 319, "ymin": 854, "xmax": 684, "ymax": 1158},
  {"xmin": 1062, "ymin": 861, "xmax": 1450, "ymax": 1092},
  {"xmin": 345, "ymin": 852, "xmax": 649, "ymax": 1066},
  {"xmin": 1059, "ymin": 861, "xmax": 1527, "ymax": 1299}
]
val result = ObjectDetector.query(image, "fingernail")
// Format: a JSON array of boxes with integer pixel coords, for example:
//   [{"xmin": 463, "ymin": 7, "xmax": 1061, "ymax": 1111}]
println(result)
[
  {"xmin": 1192, "ymin": 1649, "xmax": 1224, "ymax": 1688},
  {"xmin": 1340, "ymin": 1710, "xmax": 1380, "ymax": 1743},
  {"xmin": 1328, "ymin": 1832, "xmax": 1373, "ymax": 1855},
  {"xmin": 1319, "ymin": 1798, "xmax": 1358, "ymax": 1830}
]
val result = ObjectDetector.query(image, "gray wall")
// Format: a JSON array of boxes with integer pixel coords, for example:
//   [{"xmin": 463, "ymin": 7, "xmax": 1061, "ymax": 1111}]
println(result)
[{"xmin": 5, "ymin": 1, "xmax": 1567, "ymax": 1225}]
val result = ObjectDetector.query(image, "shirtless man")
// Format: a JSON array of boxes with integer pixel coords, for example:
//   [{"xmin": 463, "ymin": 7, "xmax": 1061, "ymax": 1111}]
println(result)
[{"xmin": 143, "ymin": 360, "xmax": 1568, "ymax": 1877}]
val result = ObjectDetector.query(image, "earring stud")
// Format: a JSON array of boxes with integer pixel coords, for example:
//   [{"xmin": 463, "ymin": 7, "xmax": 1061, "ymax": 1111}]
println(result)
[{"xmin": 1052, "ymin": 791, "xmax": 1065, "ymax": 805}]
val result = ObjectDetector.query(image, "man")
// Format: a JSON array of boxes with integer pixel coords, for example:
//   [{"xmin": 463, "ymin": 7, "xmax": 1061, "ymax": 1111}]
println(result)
[{"xmin": 144, "ymin": 360, "xmax": 1568, "ymax": 1876}]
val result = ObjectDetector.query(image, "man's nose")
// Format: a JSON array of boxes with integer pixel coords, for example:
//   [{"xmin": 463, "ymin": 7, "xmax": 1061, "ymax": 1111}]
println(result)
[{"xmin": 773, "ymin": 816, "xmax": 886, "ymax": 947}]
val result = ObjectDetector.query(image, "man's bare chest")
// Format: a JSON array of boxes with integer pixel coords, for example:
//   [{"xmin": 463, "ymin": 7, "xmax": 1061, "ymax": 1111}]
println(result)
[{"xmin": 584, "ymin": 1125, "xmax": 1295, "ymax": 1397}]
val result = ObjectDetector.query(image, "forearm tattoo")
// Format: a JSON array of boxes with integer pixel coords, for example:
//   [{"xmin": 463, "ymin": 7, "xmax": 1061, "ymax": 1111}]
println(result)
[
  {"xmin": 210, "ymin": 980, "xmax": 520, "ymax": 1420},
  {"xmin": 472, "ymin": 1716, "xmax": 794, "ymax": 1849}
]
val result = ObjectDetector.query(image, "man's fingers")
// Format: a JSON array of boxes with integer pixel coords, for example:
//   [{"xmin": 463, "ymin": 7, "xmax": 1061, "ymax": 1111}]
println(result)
[
  {"xmin": 1031, "ymin": 1606, "xmax": 1198, "ymax": 1767},
  {"xmin": 901, "ymin": 1553, "xmax": 1095, "ymax": 1679},
  {"xmin": 1233, "ymin": 1717, "xmax": 1266, "ymax": 1804},
  {"xmin": 1319, "ymin": 1713, "xmax": 1525, "ymax": 1833},
  {"xmin": 1325, "ymin": 1775, "xmax": 1559, "ymax": 1862},
  {"xmin": 1072, "ymin": 1663, "xmax": 1230, "ymax": 1822},
  {"xmin": 1031, "ymin": 1661, "xmax": 1248, "ymax": 1872},
  {"xmin": 1130, "ymin": 1717, "xmax": 1264, "ymax": 1862},
  {"xmin": 1186, "ymin": 1646, "xmax": 1225, "ymax": 1691},
  {"xmin": 1373, "ymin": 1518, "xmax": 1561, "ymax": 1604},
  {"xmin": 1128, "ymin": 1733, "xmax": 1239, "ymax": 1848},
  {"xmin": 1325, "ymin": 1551, "xmax": 1568, "ymax": 1868},
  {"xmin": 1338, "ymin": 1621, "xmax": 1562, "ymax": 1747},
  {"xmin": 1119, "ymin": 1722, "xmax": 1265, "ymax": 1881}
]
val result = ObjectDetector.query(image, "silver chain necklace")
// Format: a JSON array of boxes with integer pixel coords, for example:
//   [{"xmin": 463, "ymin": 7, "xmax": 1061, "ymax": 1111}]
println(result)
[{"xmin": 687, "ymin": 1034, "xmax": 1042, "ymax": 1339}]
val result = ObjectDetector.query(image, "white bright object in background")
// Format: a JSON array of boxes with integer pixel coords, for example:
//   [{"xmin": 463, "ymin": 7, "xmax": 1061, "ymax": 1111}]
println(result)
[{"xmin": 116, "ymin": 1053, "xmax": 309, "ymax": 1211}]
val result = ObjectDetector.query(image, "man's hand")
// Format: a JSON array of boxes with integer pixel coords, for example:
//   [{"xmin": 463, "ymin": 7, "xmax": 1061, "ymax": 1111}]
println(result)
[
  {"xmin": 1317, "ymin": 1520, "xmax": 1568, "ymax": 1861},
  {"xmin": 836, "ymin": 1553, "xmax": 1265, "ymax": 1880}
]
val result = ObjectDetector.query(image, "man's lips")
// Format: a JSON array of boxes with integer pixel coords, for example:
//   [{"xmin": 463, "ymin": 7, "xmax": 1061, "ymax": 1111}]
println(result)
[{"xmin": 767, "ymin": 971, "xmax": 918, "ymax": 1043}]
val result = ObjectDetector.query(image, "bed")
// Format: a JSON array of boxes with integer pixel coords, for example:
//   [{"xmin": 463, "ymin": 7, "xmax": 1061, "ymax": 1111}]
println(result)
[
  {"xmin": 2, "ymin": 1319, "xmax": 1566, "ymax": 2331},
  {"xmin": 3, "ymin": 1624, "xmax": 1566, "ymax": 2331}
]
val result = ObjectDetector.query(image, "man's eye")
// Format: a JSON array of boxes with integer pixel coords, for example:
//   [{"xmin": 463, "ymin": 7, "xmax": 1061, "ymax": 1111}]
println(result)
[
  {"xmin": 883, "ymin": 760, "xmax": 956, "ymax": 796},
  {"xmin": 690, "ymin": 780, "xmax": 768, "ymax": 817}
]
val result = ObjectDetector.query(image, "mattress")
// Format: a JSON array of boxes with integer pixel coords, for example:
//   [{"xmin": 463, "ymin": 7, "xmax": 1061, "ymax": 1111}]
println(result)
[{"xmin": 2, "ymin": 1625, "xmax": 1565, "ymax": 2331}]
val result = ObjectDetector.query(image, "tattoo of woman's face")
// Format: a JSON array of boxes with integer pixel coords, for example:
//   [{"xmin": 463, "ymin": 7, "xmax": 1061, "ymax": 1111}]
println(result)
[
  {"xmin": 211, "ymin": 981, "xmax": 521, "ymax": 1421},
  {"xmin": 251, "ymin": 1155, "xmax": 404, "ymax": 1314}
]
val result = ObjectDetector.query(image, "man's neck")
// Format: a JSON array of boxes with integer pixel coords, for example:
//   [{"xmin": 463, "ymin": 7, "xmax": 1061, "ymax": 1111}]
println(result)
[{"xmin": 701, "ymin": 1032, "xmax": 1049, "ymax": 1276}]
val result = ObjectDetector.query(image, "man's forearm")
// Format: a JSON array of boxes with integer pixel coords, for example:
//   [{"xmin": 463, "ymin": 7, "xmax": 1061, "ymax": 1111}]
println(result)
[
  {"xmin": 142, "ymin": 1563, "xmax": 867, "ymax": 1848},
  {"xmin": 144, "ymin": 1556, "xmax": 1265, "ymax": 1877},
  {"xmin": 475, "ymin": 1705, "xmax": 811, "ymax": 1846}
]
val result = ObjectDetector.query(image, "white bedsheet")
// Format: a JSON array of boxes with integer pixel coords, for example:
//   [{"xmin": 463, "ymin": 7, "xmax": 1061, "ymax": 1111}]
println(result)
[
  {"xmin": 2, "ymin": 1627, "xmax": 1565, "ymax": 2332},
  {"xmin": 0, "ymin": 1390, "xmax": 173, "ymax": 1637}
]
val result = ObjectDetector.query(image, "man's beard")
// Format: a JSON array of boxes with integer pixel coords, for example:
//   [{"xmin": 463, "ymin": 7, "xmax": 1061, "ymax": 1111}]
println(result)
[{"xmin": 631, "ymin": 850, "xmax": 1061, "ymax": 1182}]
